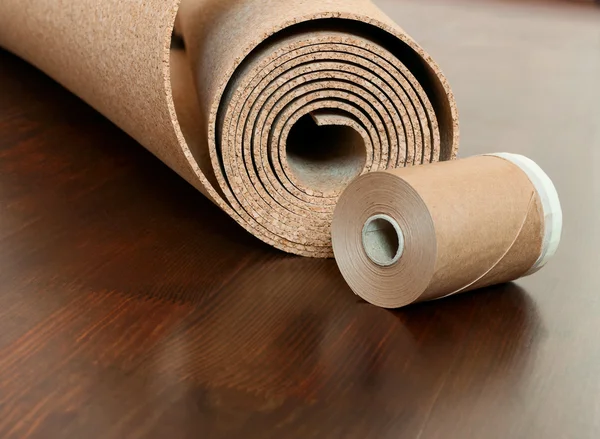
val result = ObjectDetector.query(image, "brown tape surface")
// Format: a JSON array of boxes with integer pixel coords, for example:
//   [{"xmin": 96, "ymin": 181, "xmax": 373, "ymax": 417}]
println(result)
[
  {"xmin": 331, "ymin": 155, "xmax": 547, "ymax": 308},
  {"xmin": 0, "ymin": 0, "xmax": 458, "ymax": 256}
]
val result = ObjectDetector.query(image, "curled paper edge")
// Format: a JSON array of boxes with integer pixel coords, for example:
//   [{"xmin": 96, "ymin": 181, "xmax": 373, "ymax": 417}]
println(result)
[{"xmin": 485, "ymin": 153, "xmax": 563, "ymax": 274}]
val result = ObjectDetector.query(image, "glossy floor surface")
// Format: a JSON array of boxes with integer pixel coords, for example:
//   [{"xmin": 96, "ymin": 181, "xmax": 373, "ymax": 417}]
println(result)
[{"xmin": 0, "ymin": 1, "xmax": 599, "ymax": 437}]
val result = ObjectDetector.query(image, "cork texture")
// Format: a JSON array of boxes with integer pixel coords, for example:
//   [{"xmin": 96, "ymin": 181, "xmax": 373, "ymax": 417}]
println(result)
[{"xmin": 0, "ymin": 0, "xmax": 459, "ymax": 257}]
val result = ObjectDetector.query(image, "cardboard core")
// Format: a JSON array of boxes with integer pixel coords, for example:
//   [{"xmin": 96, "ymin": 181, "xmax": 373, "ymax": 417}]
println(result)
[
  {"xmin": 286, "ymin": 114, "xmax": 366, "ymax": 194},
  {"xmin": 362, "ymin": 214, "xmax": 405, "ymax": 266}
]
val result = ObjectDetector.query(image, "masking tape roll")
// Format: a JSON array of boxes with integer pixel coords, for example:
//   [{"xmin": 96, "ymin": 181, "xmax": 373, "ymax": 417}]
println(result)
[
  {"xmin": 0, "ymin": 0, "xmax": 458, "ymax": 257},
  {"xmin": 331, "ymin": 154, "xmax": 562, "ymax": 308}
]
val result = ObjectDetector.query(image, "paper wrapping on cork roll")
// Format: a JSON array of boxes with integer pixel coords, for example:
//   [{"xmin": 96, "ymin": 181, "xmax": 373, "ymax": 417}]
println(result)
[
  {"xmin": 332, "ymin": 154, "xmax": 562, "ymax": 308},
  {"xmin": 0, "ymin": 0, "xmax": 459, "ymax": 257}
]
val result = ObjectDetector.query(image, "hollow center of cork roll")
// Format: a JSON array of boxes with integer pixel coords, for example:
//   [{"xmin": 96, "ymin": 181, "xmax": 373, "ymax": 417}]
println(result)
[
  {"xmin": 286, "ymin": 113, "xmax": 366, "ymax": 194},
  {"xmin": 362, "ymin": 214, "xmax": 405, "ymax": 266}
]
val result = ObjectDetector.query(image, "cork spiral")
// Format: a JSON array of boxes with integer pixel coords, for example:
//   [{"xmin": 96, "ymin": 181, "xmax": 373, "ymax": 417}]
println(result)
[
  {"xmin": 0, "ymin": 0, "xmax": 458, "ymax": 257},
  {"xmin": 331, "ymin": 154, "xmax": 562, "ymax": 308}
]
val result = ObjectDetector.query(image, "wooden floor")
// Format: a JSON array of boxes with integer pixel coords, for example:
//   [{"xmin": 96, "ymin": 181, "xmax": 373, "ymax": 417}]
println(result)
[{"xmin": 0, "ymin": 1, "xmax": 599, "ymax": 438}]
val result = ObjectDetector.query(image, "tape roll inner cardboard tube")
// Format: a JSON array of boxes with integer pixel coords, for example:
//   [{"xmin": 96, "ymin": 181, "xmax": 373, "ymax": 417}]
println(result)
[
  {"xmin": 331, "ymin": 154, "xmax": 562, "ymax": 308},
  {"xmin": 362, "ymin": 214, "xmax": 405, "ymax": 266},
  {"xmin": 0, "ymin": 0, "xmax": 459, "ymax": 257}
]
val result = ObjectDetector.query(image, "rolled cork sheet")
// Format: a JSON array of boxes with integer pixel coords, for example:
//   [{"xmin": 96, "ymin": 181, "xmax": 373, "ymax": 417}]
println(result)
[
  {"xmin": 0, "ymin": 0, "xmax": 458, "ymax": 257},
  {"xmin": 332, "ymin": 154, "xmax": 562, "ymax": 308}
]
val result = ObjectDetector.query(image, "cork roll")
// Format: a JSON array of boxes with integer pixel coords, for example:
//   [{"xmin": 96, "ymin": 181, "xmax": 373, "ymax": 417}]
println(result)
[{"xmin": 0, "ymin": 0, "xmax": 458, "ymax": 257}]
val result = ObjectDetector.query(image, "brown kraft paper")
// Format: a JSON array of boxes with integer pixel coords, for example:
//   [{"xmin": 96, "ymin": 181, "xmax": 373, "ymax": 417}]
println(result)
[
  {"xmin": 0, "ymin": 0, "xmax": 458, "ymax": 257},
  {"xmin": 331, "ymin": 154, "xmax": 562, "ymax": 308}
]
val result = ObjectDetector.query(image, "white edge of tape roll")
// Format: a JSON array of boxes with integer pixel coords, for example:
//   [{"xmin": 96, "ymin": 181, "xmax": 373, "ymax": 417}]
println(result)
[{"xmin": 485, "ymin": 153, "xmax": 563, "ymax": 275}]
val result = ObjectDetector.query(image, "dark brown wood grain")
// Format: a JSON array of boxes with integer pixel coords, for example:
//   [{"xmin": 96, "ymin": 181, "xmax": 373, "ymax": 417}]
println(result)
[{"xmin": 0, "ymin": 1, "xmax": 599, "ymax": 437}]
